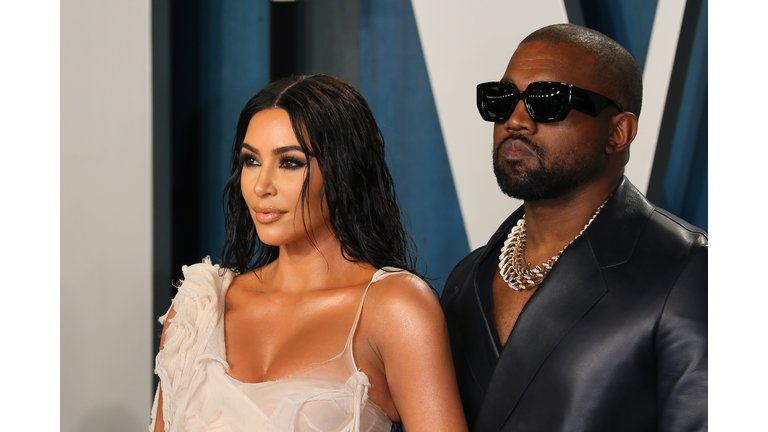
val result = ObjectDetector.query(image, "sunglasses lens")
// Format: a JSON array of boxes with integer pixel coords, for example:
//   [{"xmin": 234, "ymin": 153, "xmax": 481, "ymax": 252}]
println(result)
[
  {"xmin": 479, "ymin": 83, "xmax": 516, "ymax": 121},
  {"xmin": 525, "ymin": 83, "xmax": 570, "ymax": 122}
]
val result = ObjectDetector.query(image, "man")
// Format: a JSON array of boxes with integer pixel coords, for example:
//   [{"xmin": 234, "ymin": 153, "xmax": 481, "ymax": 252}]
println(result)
[{"xmin": 440, "ymin": 24, "xmax": 707, "ymax": 432}]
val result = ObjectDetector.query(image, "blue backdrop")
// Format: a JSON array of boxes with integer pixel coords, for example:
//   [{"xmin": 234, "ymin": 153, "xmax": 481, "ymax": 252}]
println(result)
[
  {"xmin": 154, "ymin": 0, "xmax": 708, "ymax": 299},
  {"xmin": 360, "ymin": 0, "xmax": 469, "ymax": 289}
]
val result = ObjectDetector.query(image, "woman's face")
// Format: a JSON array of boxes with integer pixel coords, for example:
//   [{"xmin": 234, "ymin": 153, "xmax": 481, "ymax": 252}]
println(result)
[{"xmin": 240, "ymin": 108, "xmax": 329, "ymax": 247}]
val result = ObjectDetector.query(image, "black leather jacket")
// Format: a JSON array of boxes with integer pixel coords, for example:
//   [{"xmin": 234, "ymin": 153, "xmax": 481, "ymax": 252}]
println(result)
[{"xmin": 441, "ymin": 177, "xmax": 707, "ymax": 432}]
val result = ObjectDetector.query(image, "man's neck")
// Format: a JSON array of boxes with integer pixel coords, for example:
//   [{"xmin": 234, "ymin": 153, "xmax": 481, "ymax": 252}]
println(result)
[{"xmin": 521, "ymin": 178, "xmax": 618, "ymax": 266}]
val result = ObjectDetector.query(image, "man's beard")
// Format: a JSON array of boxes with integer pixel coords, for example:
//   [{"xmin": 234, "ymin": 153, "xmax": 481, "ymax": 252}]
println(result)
[{"xmin": 493, "ymin": 134, "xmax": 602, "ymax": 201}]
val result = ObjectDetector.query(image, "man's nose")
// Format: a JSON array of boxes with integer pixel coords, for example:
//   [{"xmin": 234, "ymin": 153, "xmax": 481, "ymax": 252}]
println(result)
[{"xmin": 503, "ymin": 97, "xmax": 537, "ymax": 133}]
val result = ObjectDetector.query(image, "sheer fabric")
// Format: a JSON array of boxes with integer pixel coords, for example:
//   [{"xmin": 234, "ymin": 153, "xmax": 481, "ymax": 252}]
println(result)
[{"xmin": 150, "ymin": 258, "xmax": 397, "ymax": 432}]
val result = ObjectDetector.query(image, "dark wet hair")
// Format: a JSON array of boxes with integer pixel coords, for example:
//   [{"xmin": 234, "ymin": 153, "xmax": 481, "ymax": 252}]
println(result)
[
  {"xmin": 221, "ymin": 73, "xmax": 417, "ymax": 275},
  {"xmin": 521, "ymin": 23, "xmax": 643, "ymax": 118}
]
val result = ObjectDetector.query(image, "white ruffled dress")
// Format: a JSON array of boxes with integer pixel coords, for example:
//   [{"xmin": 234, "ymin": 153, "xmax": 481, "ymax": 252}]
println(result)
[{"xmin": 149, "ymin": 259, "xmax": 395, "ymax": 432}]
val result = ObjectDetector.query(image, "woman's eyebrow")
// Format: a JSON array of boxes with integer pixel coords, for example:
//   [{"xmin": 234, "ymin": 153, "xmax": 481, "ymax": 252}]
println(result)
[
  {"xmin": 273, "ymin": 145, "xmax": 303, "ymax": 155},
  {"xmin": 241, "ymin": 144, "xmax": 303, "ymax": 155},
  {"xmin": 241, "ymin": 143, "xmax": 259, "ymax": 154}
]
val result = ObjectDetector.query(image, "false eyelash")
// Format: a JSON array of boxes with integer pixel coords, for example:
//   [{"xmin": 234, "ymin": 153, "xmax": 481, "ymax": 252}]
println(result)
[
  {"xmin": 279, "ymin": 155, "xmax": 307, "ymax": 170},
  {"xmin": 240, "ymin": 153, "xmax": 259, "ymax": 167}
]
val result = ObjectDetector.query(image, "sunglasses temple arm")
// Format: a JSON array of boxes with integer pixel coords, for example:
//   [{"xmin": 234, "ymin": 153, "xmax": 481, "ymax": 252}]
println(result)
[
  {"xmin": 573, "ymin": 88, "xmax": 624, "ymax": 116},
  {"xmin": 572, "ymin": 90, "xmax": 599, "ymax": 116}
]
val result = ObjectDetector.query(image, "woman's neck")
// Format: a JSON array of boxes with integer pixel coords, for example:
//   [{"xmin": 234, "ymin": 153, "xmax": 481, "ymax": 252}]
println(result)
[{"xmin": 259, "ymin": 231, "xmax": 376, "ymax": 294}]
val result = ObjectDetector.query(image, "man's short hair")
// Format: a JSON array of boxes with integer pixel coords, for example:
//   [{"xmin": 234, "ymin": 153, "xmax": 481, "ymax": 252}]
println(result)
[{"xmin": 521, "ymin": 24, "xmax": 643, "ymax": 119}]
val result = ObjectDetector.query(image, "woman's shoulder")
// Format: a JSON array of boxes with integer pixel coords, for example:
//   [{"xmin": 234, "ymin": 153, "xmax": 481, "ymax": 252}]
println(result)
[
  {"xmin": 161, "ymin": 257, "xmax": 235, "ymax": 324},
  {"xmin": 366, "ymin": 269, "xmax": 442, "ymax": 322},
  {"xmin": 358, "ymin": 269, "xmax": 450, "ymax": 386},
  {"xmin": 176, "ymin": 257, "xmax": 235, "ymax": 296},
  {"xmin": 373, "ymin": 268, "xmax": 433, "ymax": 294}
]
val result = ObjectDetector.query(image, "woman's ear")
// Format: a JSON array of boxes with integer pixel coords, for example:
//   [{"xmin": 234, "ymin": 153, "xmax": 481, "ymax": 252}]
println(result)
[{"xmin": 605, "ymin": 112, "xmax": 638, "ymax": 155}]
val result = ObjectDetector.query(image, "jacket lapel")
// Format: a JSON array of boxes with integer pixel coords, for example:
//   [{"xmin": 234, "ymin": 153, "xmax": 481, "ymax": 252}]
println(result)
[
  {"xmin": 451, "ymin": 263, "xmax": 500, "ymax": 394},
  {"xmin": 460, "ymin": 208, "xmax": 525, "ymax": 396},
  {"xmin": 474, "ymin": 219, "xmax": 608, "ymax": 432}
]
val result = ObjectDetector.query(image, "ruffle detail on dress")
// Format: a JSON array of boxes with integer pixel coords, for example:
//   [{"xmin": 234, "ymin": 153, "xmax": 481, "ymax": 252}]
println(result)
[{"xmin": 150, "ymin": 257, "xmax": 234, "ymax": 432}]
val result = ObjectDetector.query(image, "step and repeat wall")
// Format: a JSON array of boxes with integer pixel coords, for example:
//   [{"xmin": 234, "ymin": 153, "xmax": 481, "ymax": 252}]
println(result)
[{"xmin": 60, "ymin": 1, "xmax": 706, "ymax": 430}]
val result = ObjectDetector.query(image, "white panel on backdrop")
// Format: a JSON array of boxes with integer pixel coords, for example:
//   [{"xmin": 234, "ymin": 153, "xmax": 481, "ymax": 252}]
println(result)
[
  {"xmin": 411, "ymin": 0, "xmax": 568, "ymax": 249},
  {"xmin": 626, "ymin": 0, "xmax": 686, "ymax": 192},
  {"xmin": 61, "ymin": 0, "xmax": 152, "ymax": 431}
]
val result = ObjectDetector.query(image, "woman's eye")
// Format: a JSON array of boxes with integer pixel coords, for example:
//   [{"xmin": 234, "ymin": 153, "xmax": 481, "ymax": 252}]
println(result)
[
  {"xmin": 280, "ymin": 157, "xmax": 307, "ymax": 169},
  {"xmin": 242, "ymin": 155, "xmax": 260, "ymax": 167}
]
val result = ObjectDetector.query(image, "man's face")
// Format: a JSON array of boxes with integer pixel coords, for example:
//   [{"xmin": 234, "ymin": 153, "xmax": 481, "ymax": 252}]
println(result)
[{"xmin": 492, "ymin": 41, "xmax": 613, "ymax": 201}]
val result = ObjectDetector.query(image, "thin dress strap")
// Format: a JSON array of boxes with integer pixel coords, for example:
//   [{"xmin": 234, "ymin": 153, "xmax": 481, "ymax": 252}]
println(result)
[{"xmin": 343, "ymin": 267, "xmax": 405, "ymax": 365}]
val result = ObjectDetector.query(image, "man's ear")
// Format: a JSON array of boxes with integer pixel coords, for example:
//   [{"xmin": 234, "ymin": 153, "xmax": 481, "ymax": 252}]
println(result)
[{"xmin": 605, "ymin": 112, "xmax": 638, "ymax": 155}]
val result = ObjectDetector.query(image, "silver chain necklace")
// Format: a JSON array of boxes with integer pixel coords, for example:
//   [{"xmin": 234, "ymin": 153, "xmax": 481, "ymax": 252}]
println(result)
[{"xmin": 498, "ymin": 198, "xmax": 608, "ymax": 291}]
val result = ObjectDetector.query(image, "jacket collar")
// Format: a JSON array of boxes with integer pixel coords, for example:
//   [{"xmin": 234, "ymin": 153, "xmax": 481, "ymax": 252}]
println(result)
[
  {"xmin": 477, "ymin": 176, "xmax": 654, "ymax": 269},
  {"xmin": 474, "ymin": 205, "xmax": 525, "ymax": 269},
  {"xmin": 585, "ymin": 176, "xmax": 654, "ymax": 268}
]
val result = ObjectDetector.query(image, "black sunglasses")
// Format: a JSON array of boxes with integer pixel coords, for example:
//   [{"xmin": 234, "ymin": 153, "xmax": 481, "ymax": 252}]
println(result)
[{"xmin": 476, "ymin": 81, "xmax": 625, "ymax": 123}]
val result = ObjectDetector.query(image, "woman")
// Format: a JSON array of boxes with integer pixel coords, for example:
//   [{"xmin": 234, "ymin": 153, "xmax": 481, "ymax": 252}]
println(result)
[{"xmin": 150, "ymin": 74, "xmax": 468, "ymax": 432}]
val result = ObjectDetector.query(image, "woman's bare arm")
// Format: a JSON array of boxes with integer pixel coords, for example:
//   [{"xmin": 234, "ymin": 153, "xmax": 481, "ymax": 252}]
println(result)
[{"xmin": 373, "ymin": 275, "xmax": 468, "ymax": 432}]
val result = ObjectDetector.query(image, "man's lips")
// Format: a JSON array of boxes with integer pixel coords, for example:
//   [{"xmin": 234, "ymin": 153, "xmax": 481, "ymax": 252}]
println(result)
[
  {"xmin": 498, "ymin": 137, "xmax": 538, "ymax": 161},
  {"xmin": 253, "ymin": 207, "xmax": 286, "ymax": 223}
]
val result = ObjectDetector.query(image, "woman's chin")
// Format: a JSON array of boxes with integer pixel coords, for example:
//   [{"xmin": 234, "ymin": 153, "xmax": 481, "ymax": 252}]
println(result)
[
  {"xmin": 254, "ymin": 234, "xmax": 284, "ymax": 247},
  {"xmin": 254, "ymin": 231, "xmax": 306, "ymax": 248}
]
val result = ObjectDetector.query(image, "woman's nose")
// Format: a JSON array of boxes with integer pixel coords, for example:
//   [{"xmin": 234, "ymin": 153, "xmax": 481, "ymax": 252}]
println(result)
[{"xmin": 253, "ymin": 166, "xmax": 277, "ymax": 197}]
